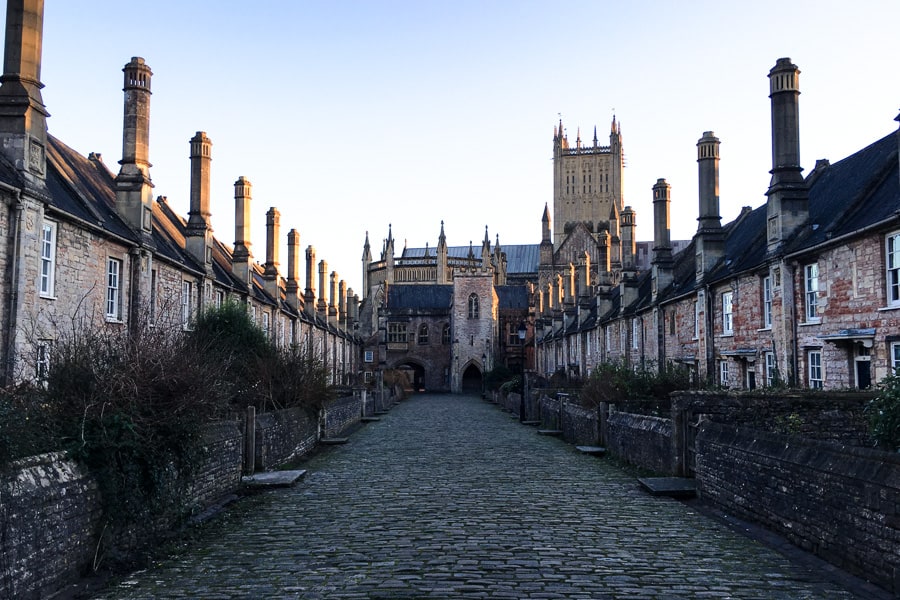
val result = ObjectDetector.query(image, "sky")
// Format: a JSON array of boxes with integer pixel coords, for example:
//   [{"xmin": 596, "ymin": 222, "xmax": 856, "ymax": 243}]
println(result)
[{"xmin": 26, "ymin": 1, "xmax": 900, "ymax": 294}]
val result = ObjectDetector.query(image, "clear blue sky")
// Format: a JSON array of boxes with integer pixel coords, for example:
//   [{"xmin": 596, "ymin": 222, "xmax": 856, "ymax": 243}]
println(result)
[{"xmin": 30, "ymin": 1, "xmax": 900, "ymax": 294}]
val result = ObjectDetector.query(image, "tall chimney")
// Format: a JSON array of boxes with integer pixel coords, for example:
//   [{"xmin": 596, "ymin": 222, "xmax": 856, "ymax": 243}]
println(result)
[
  {"xmin": 304, "ymin": 246, "xmax": 316, "ymax": 315},
  {"xmin": 0, "ymin": 0, "xmax": 48, "ymax": 184},
  {"xmin": 338, "ymin": 279, "xmax": 347, "ymax": 328},
  {"xmin": 766, "ymin": 57, "xmax": 807, "ymax": 253},
  {"xmin": 286, "ymin": 229, "xmax": 300, "ymax": 310},
  {"xmin": 263, "ymin": 207, "xmax": 280, "ymax": 298},
  {"xmin": 115, "ymin": 57, "xmax": 153, "ymax": 234},
  {"xmin": 186, "ymin": 131, "xmax": 213, "ymax": 272},
  {"xmin": 695, "ymin": 131, "xmax": 725, "ymax": 281},
  {"xmin": 317, "ymin": 260, "xmax": 328, "ymax": 314},
  {"xmin": 328, "ymin": 271, "xmax": 338, "ymax": 322},
  {"xmin": 232, "ymin": 176, "xmax": 252, "ymax": 285},
  {"xmin": 652, "ymin": 178, "xmax": 674, "ymax": 299},
  {"xmin": 621, "ymin": 206, "xmax": 636, "ymax": 273}
]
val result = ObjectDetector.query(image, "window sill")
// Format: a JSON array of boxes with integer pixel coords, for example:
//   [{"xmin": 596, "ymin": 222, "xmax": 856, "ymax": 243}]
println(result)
[
  {"xmin": 878, "ymin": 305, "xmax": 900, "ymax": 312},
  {"xmin": 757, "ymin": 327, "xmax": 772, "ymax": 332},
  {"xmin": 39, "ymin": 294, "xmax": 57, "ymax": 301},
  {"xmin": 798, "ymin": 320, "xmax": 822, "ymax": 327},
  {"xmin": 105, "ymin": 317, "xmax": 123, "ymax": 324},
  {"xmin": 721, "ymin": 332, "xmax": 734, "ymax": 337}
]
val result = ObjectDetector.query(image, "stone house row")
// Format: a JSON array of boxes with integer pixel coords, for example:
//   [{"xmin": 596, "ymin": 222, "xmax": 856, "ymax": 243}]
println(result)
[
  {"xmin": 536, "ymin": 58, "xmax": 900, "ymax": 390},
  {"xmin": 0, "ymin": 1, "xmax": 360, "ymax": 386}
]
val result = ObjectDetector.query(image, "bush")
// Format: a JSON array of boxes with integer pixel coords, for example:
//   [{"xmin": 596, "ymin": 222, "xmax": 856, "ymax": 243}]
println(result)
[
  {"xmin": 867, "ymin": 373, "xmax": 900, "ymax": 451},
  {"xmin": 484, "ymin": 365, "xmax": 515, "ymax": 392},
  {"xmin": 580, "ymin": 360, "xmax": 691, "ymax": 413}
]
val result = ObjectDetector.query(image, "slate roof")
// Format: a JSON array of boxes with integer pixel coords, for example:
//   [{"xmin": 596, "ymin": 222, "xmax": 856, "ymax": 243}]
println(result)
[
  {"xmin": 386, "ymin": 285, "xmax": 452, "ymax": 310},
  {"xmin": 401, "ymin": 243, "xmax": 540, "ymax": 276},
  {"xmin": 496, "ymin": 285, "xmax": 529, "ymax": 310}
]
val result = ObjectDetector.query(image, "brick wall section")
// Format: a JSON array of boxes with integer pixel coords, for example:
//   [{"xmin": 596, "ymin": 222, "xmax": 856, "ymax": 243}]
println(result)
[
  {"xmin": 255, "ymin": 408, "xmax": 317, "ymax": 470},
  {"xmin": 0, "ymin": 452, "xmax": 101, "ymax": 600},
  {"xmin": 696, "ymin": 422, "xmax": 900, "ymax": 595},
  {"xmin": 561, "ymin": 403, "xmax": 599, "ymax": 445},
  {"xmin": 671, "ymin": 390, "xmax": 874, "ymax": 446},
  {"xmin": 192, "ymin": 421, "xmax": 243, "ymax": 507},
  {"xmin": 323, "ymin": 394, "xmax": 362, "ymax": 438},
  {"xmin": 606, "ymin": 412, "xmax": 676, "ymax": 475}
]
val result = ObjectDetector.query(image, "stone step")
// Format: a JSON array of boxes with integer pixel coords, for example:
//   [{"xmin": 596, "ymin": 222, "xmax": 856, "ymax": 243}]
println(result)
[
  {"xmin": 575, "ymin": 445, "xmax": 607, "ymax": 456},
  {"xmin": 242, "ymin": 469, "xmax": 307, "ymax": 489},
  {"xmin": 537, "ymin": 429, "xmax": 563, "ymax": 436},
  {"xmin": 320, "ymin": 437, "xmax": 349, "ymax": 445},
  {"xmin": 521, "ymin": 420, "xmax": 542, "ymax": 426},
  {"xmin": 638, "ymin": 477, "xmax": 697, "ymax": 499},
  {"xmin": 361, "ymin": 416, "xmax": 382, "ymax": 422}
]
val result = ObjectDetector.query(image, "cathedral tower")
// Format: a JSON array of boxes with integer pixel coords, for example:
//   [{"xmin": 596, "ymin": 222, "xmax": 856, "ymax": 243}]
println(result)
[{"xmin": 552, "ymin": 117, "xmax": 624, "ymax": 245}]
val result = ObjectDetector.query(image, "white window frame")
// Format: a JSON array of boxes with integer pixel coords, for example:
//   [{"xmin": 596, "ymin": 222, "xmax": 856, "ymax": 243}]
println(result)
[
  {"xmin": 693, "ymin": 300, "xmax": 700, "ymax": 339},
  {"xmin": 887, "ymin": 232, "xmax": 900, "ymax": 307},
  {"xmin": 262, "ymin": 311, "xmax": 270, "ymax": 337},
  {"xmin": 808, "ymin": 350, "xmax": 823, "ymax": 389},
  {"xmin": 364, "ymin": 350, "xmax": 374, "ymax": 363},
  {"xmin": 40, "ymin": 221, "xmax": 57, "ymax": 298},
  {"xmin": 719, "ymin": 360, "xmax": 729, "ymax": 387},
  {"xmin": 765, "ymin": 351, "xmax": 776, "ymax": 386},
  {"xmin": 36, "ymin": 340, "xmax": 50, "ymax": 382},
  {"xmin": 181, "ymin": 281, "xmax": 193, "ymax": 328},
  {"xmin": 215, "ymin": 289, "xmax": 225, "ymax": 308},
  {"xmin": 632, "ymin": 319, "xmax": 639, "ymax": 350},
  {"xmin": 106, "ymin": 258, "xmax": 122, "ymax": 321},
  {"xmin": 804, "ymin": 263, "xmax": 820, "ymax": 321},
  {"xmin": 762, "ymin": 275, "xmax": 772, "ymax": 328},
  {"xmin": 722, "ymin": 291, "xmax": 733, "ymax": 335},
  {"xmin": 891, "ymin": 342, "xmax": 900, "ymax": 374}
]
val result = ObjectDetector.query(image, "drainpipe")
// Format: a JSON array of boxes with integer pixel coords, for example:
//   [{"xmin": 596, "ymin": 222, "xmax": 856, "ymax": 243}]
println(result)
[
  {"xmin": 785, "ymin": 261, "xmax": 799, "ymax": 386},
  {"xmin": 3, "ymin": 184, "xmax": 23, "ymax": 385}
]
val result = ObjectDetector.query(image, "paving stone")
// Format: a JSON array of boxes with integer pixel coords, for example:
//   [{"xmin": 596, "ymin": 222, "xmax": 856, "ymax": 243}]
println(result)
[{"xmin": 91, "ymin": 394, "xmax": 876, "ymax": 599}]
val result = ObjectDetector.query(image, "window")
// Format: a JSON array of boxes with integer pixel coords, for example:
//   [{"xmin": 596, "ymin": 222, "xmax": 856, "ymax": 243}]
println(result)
[
  {"xmin": 468, "ymin": 293, "xmax": 479, "ymax": 319},
  {"xmin": 106, "ymin": 258, "xmax": 122, "ymax": 320},
  {"xmin": 887, "ymin": 232, "xmax": 900, "ymax": 306},
  {"xmin": 442, "ymin": 324, "xmax": 450, "ymax": 345},
  {"xmin": 364, "ymin": 350, "xmax": 374, "ymax": 363},
  {"xmin": 216, "ymin": 290, "xmax": 225, "ymax": 308},
  {"xmin": 693, "ymin": 300, "xmax": 700, "ymax": 339},
  {"xmin": 40, "ymin": 222, "xmax": 56, "ymax": 297},
  {"xmin": 387, "ymin": 322, "xmax": 407, "ymax": 343},
  {"xmin": 765, "ymin": 352, "xmax": 776, "ymax": 386},
  {"xmin": 632, "ymin": 319, "xmax": 639, "ymax": 349},
  {"xmin": 36, "ymin": 341, "xmax": 50, "ymax": 382},
  {"xmin": 262, "ymin": 311, "xmax": 270, "ymax": 337},
  {"xmin": 182, "ymin": 281, "xmax": 193, "ymax": 328},
  {"xmin": 762, "ymin": 276, "xmax": 772, "ymax": 328},
  {"xmin": 719, "ymin": 360, "xmax": 729, "ymax": 387},
  {"xmin": 150, "ymin": 269, "xmax": 158, "ymax": 324},
  {"xmin": 669, "ymin": 310, "xmax": 676, "ymax": 335},
  {"xmin": 808, "ymin": 350, "xmax": 823, "ymax": 389},
  {"xmin": 892, "ymin": 342, "xmax": 900, "ymax": 374},
  {"xmin": 418, "ymin": 324, "xmax": 429, "ymax": 345},
  {"xmin": 804, "ymin": 263, "xmax": 819, "ymax": 321},
  {"xmin": 722, "ymin": 292, "xmax": 733, "ymax": 335}
]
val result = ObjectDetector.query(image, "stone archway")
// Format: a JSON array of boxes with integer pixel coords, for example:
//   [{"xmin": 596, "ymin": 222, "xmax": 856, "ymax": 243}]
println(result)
[
  {"xmin": 461, "ymin": 364, "xmax": 483, "ymax": 394},
  {"xmin": 396, "ymin": 361, "xmax": 426, "ymax": 392}
]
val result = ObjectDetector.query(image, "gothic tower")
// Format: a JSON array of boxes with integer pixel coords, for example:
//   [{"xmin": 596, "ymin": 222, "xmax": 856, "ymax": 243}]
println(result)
[{"xmin": 552, "ymin": 117, "xmax": 624, "ymax": 246}]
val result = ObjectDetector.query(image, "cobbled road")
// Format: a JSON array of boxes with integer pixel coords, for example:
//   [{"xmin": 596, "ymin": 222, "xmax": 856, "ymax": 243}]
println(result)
[{"xmin": 94, "ymin": 394, "xmax": 867, "ymax": 599}]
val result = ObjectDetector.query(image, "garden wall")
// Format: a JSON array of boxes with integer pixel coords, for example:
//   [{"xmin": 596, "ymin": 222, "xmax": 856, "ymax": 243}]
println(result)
[
  {"xmin": 1, "ymin": 393, "xmax": 364, "ymax": 600},
  {"xmin": 605, "ymin": 411, "xmax": 676, "ymax": 475},
  {"xmin": 696, "ymin": 422, "xmax": 900, "ymax": 595}
]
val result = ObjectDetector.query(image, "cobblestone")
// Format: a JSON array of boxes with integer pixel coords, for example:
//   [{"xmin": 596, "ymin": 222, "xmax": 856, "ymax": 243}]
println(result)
[{"xmin": 93, "ymin": 394, "xmax": 869, "ymax": 599}]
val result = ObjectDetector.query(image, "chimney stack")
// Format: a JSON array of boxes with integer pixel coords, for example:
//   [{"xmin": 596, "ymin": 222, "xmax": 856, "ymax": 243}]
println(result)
[
  {"xmin": 115, "ymin": 57, "xmax": 153, "ymax": 235},
  {"xmin": 286, "ymin": 229, "xmax": 301, "ymax": 310},
  {"xmin": 263, "ymin": 207, "xmax": 280, "ymax": 299},
  {"xmin": 695, "ymin": 131, "xmax": 725, "ymax": 281},
  {"xmin": 766, "ymin": 57, "xmax": 807, "ymax": 253},
  {"xmin": 0, "ymin": 0, "xmax": 48, "ymax": 185},
  {"xmin": 232, "ymin": 176, "xmax": 252, "ymax": 285},
  {"xmin": 317, "ymin": 260, "xmax": 328, "ymax": 314},
  {"xmin": 652, "ymin": 178, "xmax": 674, "ymax": 299},
  {"xmin": 304, "ymin": 246, "xmax": 316, "ymax": 315},
  {"xmin": 186, "ymin": 131, "xmax": 213, "ymax": 272}
]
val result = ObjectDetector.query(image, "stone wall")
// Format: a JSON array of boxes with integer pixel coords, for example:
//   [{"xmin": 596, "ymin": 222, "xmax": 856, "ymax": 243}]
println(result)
[
  {"xmin": 323, "ymin": 394, "xmax": 362, "ymax": 438},
  {"xmin": 0, "ymin": 452, "xmax": 101, "ymax": 600},
  {"xmin": 605, "ymin": 411, "xmax": 676, "ymax": 475},
  {"xmin": 255, "ymin": 408, "xmax": 317, "ymax": 471},
  {"xmin": 560, "ymin": 403, "xmax": 599, "ymax": 446},
  {"xmin": 696, "ymin": 422, "xmax": 900, "ymax": 595},
  {"xmin": 193, "ymin": 421, "xmax": 244, "ymax": 508},
  {"xmin": 1, "ymin": 394, "xmax": 365, "ymax": 599}
]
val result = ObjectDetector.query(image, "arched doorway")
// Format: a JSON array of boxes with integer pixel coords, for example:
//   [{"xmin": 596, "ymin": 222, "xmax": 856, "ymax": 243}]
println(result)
[
  {"xmin": 397, "ymin": 362, "xmax": 426, "ymax": 392},
  {"xmin": 461, "ymin": 364, "xmax": 483, "ymax": 394}
]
